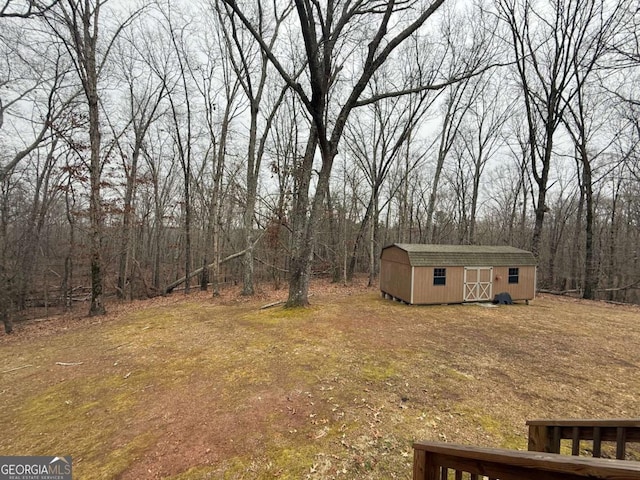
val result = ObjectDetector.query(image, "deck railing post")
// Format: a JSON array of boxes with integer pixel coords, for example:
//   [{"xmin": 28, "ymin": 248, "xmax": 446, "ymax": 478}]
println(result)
[
  {"xmin": 572, "ymin": 427, "xmax": 581, "ymax": 455},
  {"xmin": 552, "ymin": 426, "xmax": 562, "ymax": 453},
  {"xmin": 528, "ymin": 423, "xmax": 553, "ymax": 453},
  {"xmin": 413, "ymin": 448, "xmax": 426, "ymax": 480},
  {"xmin": 593, "ymin": 426, "xmax": 602, "ymax": 457},
  {"xmin": 413, "ymin": 448, "xmax": 445, "ymax": 480},
  {"xmin": 617, "ymin": 427, "xmax": 627, "ymax": 460}
]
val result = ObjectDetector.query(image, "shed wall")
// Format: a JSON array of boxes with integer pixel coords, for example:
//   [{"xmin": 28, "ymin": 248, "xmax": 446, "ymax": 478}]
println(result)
[
  {"xmin": 492, "ymin": 266, "xmax": 536, "ymax": 300},
  {"xmin": 380, "ymin": 247, "xmax": 412, "ymax": 302},
  {"xmin": 413, "ymin": 266, "xmax": 465, "ymax": 304}
]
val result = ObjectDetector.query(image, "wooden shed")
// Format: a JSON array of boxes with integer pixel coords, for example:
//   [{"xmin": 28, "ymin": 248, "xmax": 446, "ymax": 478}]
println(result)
[{"xmin": 380, "ymin": 244, "xmax": 536, "ymax": 305}]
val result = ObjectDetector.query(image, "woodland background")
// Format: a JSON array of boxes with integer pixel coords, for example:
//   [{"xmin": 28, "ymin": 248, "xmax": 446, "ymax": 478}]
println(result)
[{"xmin": 1, "ymin": 0, "xmax": 639, "ymax": 320}]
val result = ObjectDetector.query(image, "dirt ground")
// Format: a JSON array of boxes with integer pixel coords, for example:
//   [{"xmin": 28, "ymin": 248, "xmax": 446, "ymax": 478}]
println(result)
[{"xmin": 1, "ymin": 278, "xmax": 639, "ymax": 479}]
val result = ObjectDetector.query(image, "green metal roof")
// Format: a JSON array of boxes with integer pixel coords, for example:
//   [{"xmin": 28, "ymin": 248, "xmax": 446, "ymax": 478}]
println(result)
[{"xmin": 385, "ymin": 243, "xmax": 537, "ymax": 267}]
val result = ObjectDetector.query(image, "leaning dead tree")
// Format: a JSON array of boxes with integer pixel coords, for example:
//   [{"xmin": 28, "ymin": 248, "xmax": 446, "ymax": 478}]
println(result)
[{"xmin": 165, "ymin": 235, "xmax": 264, "ymax": 294}]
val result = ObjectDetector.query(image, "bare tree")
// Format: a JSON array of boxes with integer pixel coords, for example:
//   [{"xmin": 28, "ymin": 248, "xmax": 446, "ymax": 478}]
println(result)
[
  {"xmin": 1, "ymin": 0, "xmax": 59, "ymax": 18},
  {"xmin": 43, "ymin": 0, "xmax": 140, "ymax": 314},
  {"xmin": 223, "ymin": 0, "xmax": 456, "ymax": 306},
  {"xmin": 558, "ymin": 0, "xmax": 629, "ymax": 298},
  {"xmin": 46, "ymin": 1, "xmax": 105, "ymax": 314},
  {"xmin": 450, "ymin": 72, "xmax": 514, "ymax": 244},
  {"xmin": 145, "ymin": 1, "xmax": 199, "ymax": 294},
  {"xmin": 344, "ymin": 59, "xmax": 437, "ymax": 282},
  {"xmin": 0, "ymin": 15, "xmax": 82, "ymax": 323},
  {"xmin": 59, "ymin": 149, "xmax": 80, "ymax": 309},
  {"xmin": 190, "ymin": 14, "xmax": 243, "ymax": 296},
  {"xmin": 262, "ymin": 91, "xmax": 307, "ymax": 288},
  {"xmin": 111, "ymin": 27, "xmax": 167, "ymax": 299},
  {"xmin": 496, "ymin": 0, "xmax": 624, "ymax": 260},
  {"xmin": 422, "ymin": 2, "xmax": 498, "ymax": 243},
  {"xmin": 423, "ymin": 80, "xmax": 475, "ymax": 242},
  {"xmin": 140, "ymin": 126, "xmax": 179, "ymax": 294},
  {"xmin": 14, "ymin": 138, "xmax": 66, "ymax": 309},
  {"xmin": 0, "ymin": 18, "xmax": 79, "ymax": 182},
  {"xmin": 213, "ymin": 0, "xmax": 293, "ymax": 296}
]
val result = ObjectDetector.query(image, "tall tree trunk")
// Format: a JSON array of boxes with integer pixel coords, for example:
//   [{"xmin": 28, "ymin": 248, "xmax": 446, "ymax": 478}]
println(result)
[
  {"xmin": 286, "ymin": 129, "xmax": 318, "ymax": 307},
  {"xmin": 117, "ymin": 145, "xmax": 140, "ymax": 299},
  {"xmin": 288, "ymin": 149, "xmax": 338, "ymax": 305},
  {"xmin": 368, "ymin": 195, "xmax": 379, "ymax": 287},
  {"xmin": 424, "ymin": 85, "xmax": 471, "ymax": 243},
  {"xmin": 570, "ymin": 175, "xmax": 584, "ymax": 290},
  {"xmin": 51, "ymin": 0, "xmax": 108, "ymax": 315},
  {"xmin": 581, "ymin": 146, "xmax": 597, "ymax": 299},
  {"xmin": 184, "ymin": 174, "xmax": 191, "ymax": 294},
  {"xmin": 347, "ymin": 192, "xmax": 375, "ymax": 280},
  {"xmin": 425, "ymin": 122, "xmax": 451, "ymax": 243},
  {"xmin": 468, "ymin": 151, "xmax": 483, "ymax": 245},
  {"xmin": 211, "ymin": 115, "xmax": 230, "ymax": 297},
  {"xmin": 152, "ymin": 173, "xmax": 163, "ymax": 293},
  {"xmin": 17, "ymin": 140, "xmax": 57, "ymax": 309},
  {"xmin": 325, "ymin": 185, "xmax": 341, "ymax": 283},
  {"xmin": 606, "ymin": 180, "xmax": 621, "ymax": 301},
  {"xmin": 60, "ymin": 171, "xmax": 75, "ymax": 308},
  {"xmin": 242, "ymin": 101, "xmax": 259, "ymax": 296},
  {"xmin": 87, "ymin": 36, "xmax": 105, "ymax": 315},
  {"xmin": 530, "ymin": 126, "xmax": 553, "ymax": 260}
]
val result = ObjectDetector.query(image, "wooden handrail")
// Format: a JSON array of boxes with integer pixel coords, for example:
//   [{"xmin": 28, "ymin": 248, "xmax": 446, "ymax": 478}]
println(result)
[
  {"xmin": 413, "ymin": 440, "xmax": 640, "ymax": 480},
  {"xmin": 527, "ymin": 419, "xmax": 640, "ymax": 459}
]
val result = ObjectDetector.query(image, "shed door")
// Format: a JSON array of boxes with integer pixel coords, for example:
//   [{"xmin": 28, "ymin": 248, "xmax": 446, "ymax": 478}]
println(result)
[{"xmin": 464, "ymin": 267, "xmax": 493, "ymax": 301}]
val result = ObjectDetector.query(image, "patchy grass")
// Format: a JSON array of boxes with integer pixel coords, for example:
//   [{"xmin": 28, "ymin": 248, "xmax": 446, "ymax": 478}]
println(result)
[{"xmin": 1, "ymin": 282, "xmax": 640, "ymax": 479}]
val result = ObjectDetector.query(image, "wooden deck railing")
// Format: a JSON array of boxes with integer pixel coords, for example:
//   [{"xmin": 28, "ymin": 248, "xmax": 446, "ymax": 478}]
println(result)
[
  {"xmin": 527, "ymin": 419, "xmax": 640, "ymax": 459},
  {"xmin": 413, "ymin": 440, "xmax": 640, "ymax": 480}
]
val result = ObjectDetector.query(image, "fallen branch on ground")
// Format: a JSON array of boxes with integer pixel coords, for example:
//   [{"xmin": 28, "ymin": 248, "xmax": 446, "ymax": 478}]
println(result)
[
  {"xmin": 598, "ymin": 280, "xmax": 640, "ymax": 292},
  {"xmin": 1, "ymin": 365, "xmax": 33, "ymax": 374},
  {"xmin": 538, "ymin": 288, "xmax": 580, "ymax": 296},
  {"xmin": 539, "ymin": 280, "xmax": 640, "ymax": 298},
  {"xmin": 260, "ymin": 293, "xmax": 313, "ymax": 310},
  {"xmin": 260, "ymin": 299, "xmax": 286, "ymax": 309}
]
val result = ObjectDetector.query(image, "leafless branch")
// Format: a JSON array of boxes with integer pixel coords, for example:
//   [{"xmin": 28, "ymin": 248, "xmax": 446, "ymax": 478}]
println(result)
[{"xmin": 0, "ymin": 0, "xmax": 59, "ymax": 18}]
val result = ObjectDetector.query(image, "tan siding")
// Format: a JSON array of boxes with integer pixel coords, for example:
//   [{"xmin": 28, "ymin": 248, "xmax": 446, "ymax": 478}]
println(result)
[
  {"xmin": 381, "ymin": 246, "xmax": 410, "ymax": 264},
  {"xmin": 381, "ymin": 244, "xmax": 536, "ymax": 305},
  {"xmin": 380, "ymin": 260, "xmax": 412, "ymax": 303},
  {"xmin": 380, "ymin": 246, "xmax": 413, "ymax": 302},
  {"xmin": 492, "ymin": 266, "xmax": 536, "ymax": 300},
  {"xmin": 413, "ymin": 266, "xmax": 465, "ymax": 304}
]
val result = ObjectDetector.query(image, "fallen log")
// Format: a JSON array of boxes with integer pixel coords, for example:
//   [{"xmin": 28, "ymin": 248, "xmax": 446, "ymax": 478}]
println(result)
[
  {"xmin": 260, "ymin": 293, "xmax": 313, "ymax": 310},
  {"xmin": 538, "ymin": 280, "xmax": 640, "ymax": 298},
  {"xmin": 537, "ymin": 288, "xmax": 580, "ymax": 296},
  {"xmin": 260, "ymin": 300, "xmax": 285, "ymax": 309},
  {"xmin": 598, "ymin": 280, "xmax": 640, "ymax": 292},
  {"xmin": 165, "ymin": 238, "xmax": 262, "ymax": 294},
  {"xmin": 2, "ymin": 364, "xmax": 33, "ymax": 374}
]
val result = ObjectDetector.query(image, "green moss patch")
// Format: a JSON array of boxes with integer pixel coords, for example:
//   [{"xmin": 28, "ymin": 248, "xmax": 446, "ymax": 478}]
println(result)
[{"xmin": 9, "ymin": 373, "xmax": 155, "ymax": 478}]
